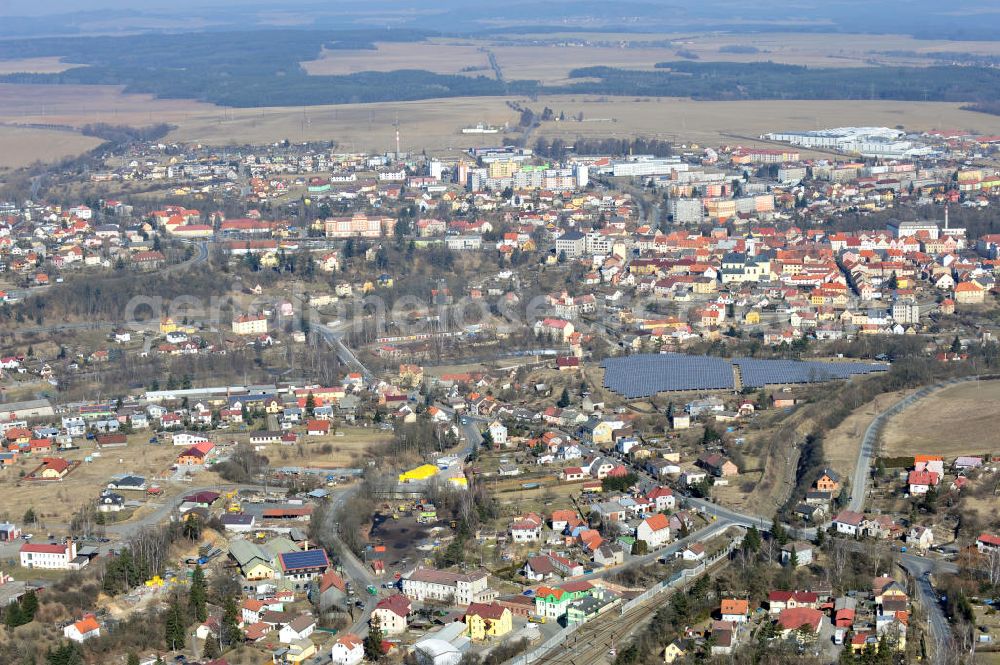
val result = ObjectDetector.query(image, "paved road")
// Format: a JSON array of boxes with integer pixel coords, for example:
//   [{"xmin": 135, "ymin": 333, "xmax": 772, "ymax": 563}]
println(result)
[
  {"xmin": 532, "ymin": 537, "xmax": 738, "ymax": 665},
  {"xmin": 322, "ymin": 485, "xmax": 379, "ymax": 634},
  {"xmin": 848, "ymin": 376, "xmax": 977, "ymax": 513},
  {"xmin": 898, "ymin": 553, "xmax": 954, "ymax": 660},
  {"xmin": 842, "ymin": 376, "xmax": 987, "ymax": 663},
  {"xmin": 312, "ymin": 322, "xmax": 376, "ymax": 384},
  {"xmin": 0, "ymin": 482, "xmax": 271, "ymax": 563}
]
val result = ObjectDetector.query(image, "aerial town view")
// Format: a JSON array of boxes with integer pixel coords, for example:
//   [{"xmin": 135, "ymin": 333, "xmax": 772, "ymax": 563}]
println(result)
[{"xmin": 3, "ymin": 1, "xmax": 1000, "ymax": 664}]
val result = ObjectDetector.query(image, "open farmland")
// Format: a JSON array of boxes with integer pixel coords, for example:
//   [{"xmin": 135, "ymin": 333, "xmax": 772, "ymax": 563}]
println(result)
[
  {"xmin": 529, "ymin": 96, "xmax": 1000, "ymax": 149},
  {"xmin": 0, "ymin": 57, "xmax": 83, "ymax": 75},
  {"xmin": 300, "ymin": 33, "xmax": 1000, "ymax": 86},
  {"xmin": 881, "ymin": 380, "xmax": 1000, "ymax": 457},
  {"xmin": 0, "ymin": 126, "xmax": 102, "ymax": 170},
  {"xmin": 0, "ymin": 84, "xmax": 217, "ymax": 128},
  {"xmin": 822, "ymin": 388, "xmax": 917, "ymax": 483},
  {"xmin": 302, "ymin": 41, "xmax": 491, "ymax": 76},
  {"xmin": 6, "ymin": 83, "xmax": 1000, "ymax": 166}
]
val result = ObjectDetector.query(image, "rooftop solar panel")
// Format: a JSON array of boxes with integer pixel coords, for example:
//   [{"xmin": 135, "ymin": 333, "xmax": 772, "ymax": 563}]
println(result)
[{"xmin": 279, "ymin": 549, "xmax": 329, "ymax": 570}]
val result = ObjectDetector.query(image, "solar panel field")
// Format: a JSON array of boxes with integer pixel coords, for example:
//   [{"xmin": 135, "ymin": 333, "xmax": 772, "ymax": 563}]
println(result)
[
  {"xmin": 734, "ymin": 358, "xmax": 889, "ymax": 388},
  {"xmin": 601, "ymin": 354, "xmax": 888, "ymax": 398}
]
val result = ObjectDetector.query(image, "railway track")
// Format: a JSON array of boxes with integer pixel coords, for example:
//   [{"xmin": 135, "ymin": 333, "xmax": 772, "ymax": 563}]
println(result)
[{"xmin": 535, "ymin": 556, "xmax": 731, "ymax": 665}]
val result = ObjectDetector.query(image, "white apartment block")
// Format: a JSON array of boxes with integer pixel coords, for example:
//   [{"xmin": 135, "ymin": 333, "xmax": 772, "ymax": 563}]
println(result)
[{"xmin": 402, "ymin": 567, "xmax": 494, "ymax": 606}]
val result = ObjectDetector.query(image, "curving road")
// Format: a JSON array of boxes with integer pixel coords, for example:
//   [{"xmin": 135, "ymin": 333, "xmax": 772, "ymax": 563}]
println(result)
[{"xmin": 848, "ymin": 376, "xmax": 977, "ymax": 513}]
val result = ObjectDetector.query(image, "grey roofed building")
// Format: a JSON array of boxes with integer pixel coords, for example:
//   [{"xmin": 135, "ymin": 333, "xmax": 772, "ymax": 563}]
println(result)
[
  {"xmin": 260, "ymin": 537, "xmax": 300, "ymax": 560},
  {"xmin": 228, "ymin": 540, "xmax": 269, "ymax": 569},
  {"xmin": 107, "ymin": 475, "xmax": 146, "ymax": 491},
  {"xmin": 834, "ymin": 596, "xmax": 857, "ymax": 612},
  {"xmin": 221, "ymin": 514, "xmax": 256, "ymax": 530},
  {"xmin": 0, "ymin": 399, "xmax": 54, "ymax": 420}
]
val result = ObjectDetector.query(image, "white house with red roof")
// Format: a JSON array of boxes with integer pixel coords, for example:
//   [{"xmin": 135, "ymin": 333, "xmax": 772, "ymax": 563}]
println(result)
[
  {"xmin": 331, "ymin": 633, "xmax": 364, "ymax": 665},
  {"xmin": 832, "ymin": 510, "xmax": 865, "ymax": 536},
  {"xmin": 63, "ymin": 614, "xmax": 101, "ymax": 642},
  {"xmin": 636, "ymin": 513, "xmax": 671, "ymax": 549},
  {"xmin": 646, "ymin": 486, "xmax": 676, "ymax": 512},
  {"xmin": 977, "ymin": 533, "xmax": 1000, "ymax": 554},
  {"xmin": 907, "ymin": 470, "xmax": 939, "ymax": 495},
  {"xmin": 372, "ymin": 594, "xmax": 411, "ymax": 635},
  {"xmin": 20, "ymin": 539, "xmax": 79, "ymax": 570},
  {"xmin": 510, "ymin": 513, "xmax": 544, "ymax": 543}
]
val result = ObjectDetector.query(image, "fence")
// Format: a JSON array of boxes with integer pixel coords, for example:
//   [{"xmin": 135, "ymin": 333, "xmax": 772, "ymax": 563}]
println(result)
[{"xmin": 509, "ymin": 538, "xmax": 740, "ymax": 665}]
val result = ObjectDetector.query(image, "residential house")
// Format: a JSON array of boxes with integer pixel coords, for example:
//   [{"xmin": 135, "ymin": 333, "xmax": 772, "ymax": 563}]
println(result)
[
  {"xmin": 768, "ymin": 591, "xmax": 819, "ymax": 614},
  {"xmin": 316, "ymin": 570, "xmax": 347, "ymax": 610},
  {"xmin": 593, "ymin": 543, "xmax": 624, "ymax": 567},
  {"xmin": 663, "ymin": 641, "xmax": 688, "ymax": 664},
  {"xmin": 814, "ymin": 469, "xmax": 841, "ymax": 493},
  {"xmin": 907, "ymin": 526, "xmax": 934, "ymax": 551},
  {"xmin": 908, "ymin": 470, "xmax": 939, "ymax": 495},
  {"xmin": 679, "ymin": 543, "xmax": 705, "ymax": 561},
  {"xmin": 832, "ymin": 510, "xmax": 865, "ymax": 536},
  {"xmin": 636, "ymin": 513, "xmax": 671, "ymax": 550},
  {"xmin": 372, "ymin": 594, "xmax": 411, "ymax": 635},
  {"xmin": 522, "ymin": 556, "xmax": 556, "ymax": 582},
  {"xmin": 720, "ymin": 599, "xmax": 749, "ymax": 624},
  {"xmin": 487, "ymin": 420, "xmax": 508, "ymax": 447},
  {"xmin": 646, "ymin": 487, "xmax": 676, "ymax": 512},
  {"xmin": 279, "ymin": 615, "xmax": 316, "ymax": 644},
  {"xmin": 780, "ymin": 542, "xmax": 813, "ymax": 567},
  {"xmin": 697, "ymin": 453, "xmax": 739, "ymax": 477},
  {"xmin": 63, "ymin": 614, "xmax": 101, "ymax": 643},
  {"xmin": 534, "ymin": 582, "xmax": 592, "ymax": 620},
  {"xmin": 464, "ymin": 602, "xmax": 512, "ymax": 641},
  {"xmin": 510, "ymin": 514, "xmax": 544, "ymax": 543},
  {"xmin": 277, "ymin": 549, "xmax": 329, "ymax": 586},
  {"xmin": 776, "ymin": 607, "xmax": 823, "ymax": 637},
  {"xmin": 330, "ymin": 634, "xmax": 364, "ymax": 665},
  {"xmin": 977, "ymin": 533, "xmax": 1000, "ymax": 553},
  {"xmin": 20, "ymin": 539, "xmax": 79, "ymax": 570}
]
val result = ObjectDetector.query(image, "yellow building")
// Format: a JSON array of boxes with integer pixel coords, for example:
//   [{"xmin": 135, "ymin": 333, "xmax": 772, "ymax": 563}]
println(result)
[
  {"xmin": 160, "ymin": 317, "xmax": 178, "ymax": 334},
  {"xmin": 589, "ymin": 421, "xmax": 616, "ymax": 446},
  {"xmin": 744, "ymin": 310, "xmax": 761, "ymax": 325},
  {"xmin": 663, "ymin": 642, "xmax": 687, "ymax": 663},
  {"xmin": 464, "ymin": 603, "xmax": 512, "ymax": 641},
  {"xmin": 399, "ymin": 464, "xmax": 439, "ymax": 484},
  {"xmin": 244, "ymin": 561, "xmax": 275, "ymax": 581},
  {"xmin": 487, "ymin": 160, "xmax": 518, "ymax": 179},
  {"xmin": 282, "ymin": 639, "xmax": 316, "ymax": 664}
]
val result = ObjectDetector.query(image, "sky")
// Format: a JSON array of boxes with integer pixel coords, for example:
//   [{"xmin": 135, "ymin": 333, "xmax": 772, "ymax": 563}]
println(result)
[{"xmin": 1, "ymin": 1, "xmax": 997, "ymax": 39}]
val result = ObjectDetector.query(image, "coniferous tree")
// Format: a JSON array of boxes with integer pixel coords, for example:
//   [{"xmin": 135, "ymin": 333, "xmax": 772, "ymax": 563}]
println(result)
[
  {"xmin": 221, "ymin": 594, "xmax": 241, "ymax": 647},
  {"xmin": 202, "ymin": 636, "xmax": 221, "ymax": 659},
  {"xmin": 364, "ymin": 615, "xmax": 384, "ymax": 661},
  {"xmin": 164, "ymin": 594, "xmax": 186, "ymax": 651},
  {"xmin": 4, "ymin": 602, "xmax": 24, "ymax": 629},
  {"xmin": 189, "ymin": 565, "xmax": 208, "ymax": 622},
  {"xmin": 20, "ymin": 590, "xmax": 38, "ymax": 621}
]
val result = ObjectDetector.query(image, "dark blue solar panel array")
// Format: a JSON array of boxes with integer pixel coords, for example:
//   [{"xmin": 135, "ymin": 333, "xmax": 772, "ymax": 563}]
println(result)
[
  {"xmin": 734, "ymin": 358, "xmax": 888, "ymax": 388},
  {"xmin": 280, "ymin": 549, "xmax": 329, "ymax": 569},
  {"xmin": 601, "ymin": 354, "xmax": 735, "ymax": 398},
  {"xmin": 602, "ymin": 354, "xmax": 888, "ymax": 398}
]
